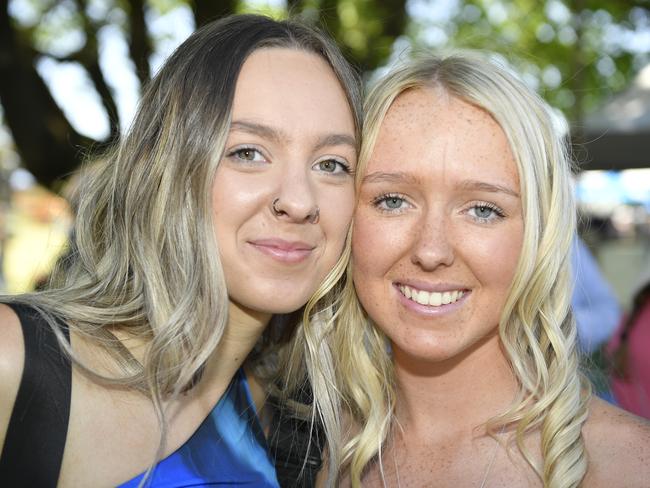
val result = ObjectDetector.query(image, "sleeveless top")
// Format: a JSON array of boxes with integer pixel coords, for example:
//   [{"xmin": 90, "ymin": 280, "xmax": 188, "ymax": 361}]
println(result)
[{"xmin": 0, "ymin": 303, "xmax": 282, "ymax": 487}]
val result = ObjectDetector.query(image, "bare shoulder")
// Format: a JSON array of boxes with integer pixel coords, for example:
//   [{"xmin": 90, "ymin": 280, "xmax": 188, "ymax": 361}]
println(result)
[
  {"xmin": 583, "ymin": 396, "xmax": 650, "ymax": 487},
  {"xmin": 0, "ymin": 303, "xmax": 26, "ymax": 448}
]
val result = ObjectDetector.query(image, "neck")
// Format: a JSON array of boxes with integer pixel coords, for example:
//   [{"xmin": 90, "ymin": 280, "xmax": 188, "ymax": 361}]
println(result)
[
  {"xmin": 198, "ymin": 301, "xmax": 271, "ymax": 396},
  {"xmin": 393, "ymin": 333, "xmax": 517, "ymax": 437}
]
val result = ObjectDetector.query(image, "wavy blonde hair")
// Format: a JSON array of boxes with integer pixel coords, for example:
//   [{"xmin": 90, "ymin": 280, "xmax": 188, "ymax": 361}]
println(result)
[
  {"xmin": 326, "ymin": 51, "xmax": 590, "ymax": 487},
  {"xmin": 5, "ymin": 14, "xmax": 362, "ymax": 478}
]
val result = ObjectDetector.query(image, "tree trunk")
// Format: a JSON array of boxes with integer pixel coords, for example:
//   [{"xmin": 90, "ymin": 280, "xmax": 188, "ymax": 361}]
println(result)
[{"xmin": 0, "ymin": 2, "xmax": 94, "ymax": 189}]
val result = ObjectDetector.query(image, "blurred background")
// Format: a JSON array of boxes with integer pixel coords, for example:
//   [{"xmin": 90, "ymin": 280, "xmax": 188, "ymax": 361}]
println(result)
[{"xmin": 0, "ymin": 0, "xmax": 649, "ymax": 401}]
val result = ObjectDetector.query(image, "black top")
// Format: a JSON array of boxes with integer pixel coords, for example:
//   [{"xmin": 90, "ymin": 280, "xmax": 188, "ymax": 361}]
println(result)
[
  {"xmin": 0, "ymin": 303, "xmax": 324, "ymax": 487},
  {"xmin": 0, "ymin": 303, "xmax": 72, "ymax": 487}
]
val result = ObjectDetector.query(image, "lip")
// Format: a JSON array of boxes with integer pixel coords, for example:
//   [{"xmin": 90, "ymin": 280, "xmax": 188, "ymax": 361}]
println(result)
[
  {"xmin": 248, "ymin": 238, "xmax": 315, "ymax": 264},
  {"xmin": 393, "ymin": 282, "xmax": 470, "ymax": 316}
]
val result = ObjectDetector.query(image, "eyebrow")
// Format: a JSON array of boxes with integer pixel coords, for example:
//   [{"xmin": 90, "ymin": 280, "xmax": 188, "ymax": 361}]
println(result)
[
  {"xmin": 361, "ymin": 171, "xmax": 421, "ymax": 185},
  {"xmin": 230, "ymin": 120, "xmax": 286, "ymax": 144},
  {"xmin": 230, "ymin": 120, "xmax": 356, "ymax": 151},
  {"xmin": 361, "ymin": 172, "xmax": 519, "ymax": 197},
  {"xmin": 458, "ymin": 179, "xmax": 520, "ymax": 198}
]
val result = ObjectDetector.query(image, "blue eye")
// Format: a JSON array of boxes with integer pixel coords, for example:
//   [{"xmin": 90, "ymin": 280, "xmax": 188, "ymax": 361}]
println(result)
[
  {"xmin": 373, "ymin": 194, "xmax": 409, "ymax": 212},
  {"xmin": 467, "ymin": 203, "xmax": 504, "ymax": 222},
  {"xmin": 313, "ymin": 159, "xmax": 351, "ymax": 175}
]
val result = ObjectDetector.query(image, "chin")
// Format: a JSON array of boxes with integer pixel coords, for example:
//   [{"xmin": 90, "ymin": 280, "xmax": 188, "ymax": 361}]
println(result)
[
  {"xmin": 393, "ymin": 342, "xmax": 456, "ymax": 363},
  {"xmin": 241, "ymin": 290, "xmax": 312, "ymax": 316}
]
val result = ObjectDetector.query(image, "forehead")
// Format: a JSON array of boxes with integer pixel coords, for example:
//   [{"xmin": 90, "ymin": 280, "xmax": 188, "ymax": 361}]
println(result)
[
  {"xmin": 231, "ymin": 47, "xmax": 355, "ymax": 137},
  {"xmin": 367, "ymin": 88, "xmax": 519, "ymax": 189}
]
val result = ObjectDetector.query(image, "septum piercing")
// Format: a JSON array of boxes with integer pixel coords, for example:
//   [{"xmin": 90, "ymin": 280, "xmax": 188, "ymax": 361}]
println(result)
[{"xmin": 310, "ymin": 207, "xmax": 320, "ymax": 224}]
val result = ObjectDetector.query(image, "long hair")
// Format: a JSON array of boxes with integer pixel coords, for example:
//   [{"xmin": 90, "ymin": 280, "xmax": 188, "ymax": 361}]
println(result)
[
  {"xmin": 330, "ymin": 51, "xmax": 589, "ymax": 488},
  {"xmin": 7, "ymin": 13, "xmax": 362, "ymax": 475}
]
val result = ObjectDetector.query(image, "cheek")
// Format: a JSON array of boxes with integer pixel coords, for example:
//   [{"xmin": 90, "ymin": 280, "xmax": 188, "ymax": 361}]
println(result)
[
  {"xmin": 352, "ymin": 211, "xmax": 410, "ymax": 279},
  {"xmin": 212, "ymin": 173, "xmax": 264, "ymax": 217},
  {"xmin": 324, "ymin": 187, "xmax": 355, "ymax": 240},
  {"xmin": 462, "ymin": 222, "xmax": 523, "ymax": 291},
  {"xmin": 211, "ymin": 171, "xmax": 271, "ymax": 245}
]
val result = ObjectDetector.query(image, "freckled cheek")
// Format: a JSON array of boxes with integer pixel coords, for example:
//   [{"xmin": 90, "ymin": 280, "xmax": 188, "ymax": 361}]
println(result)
[
  {"xmin": 352, "ymin": 212, "xmax": 411, "ymax": 278},
  {"xmin": 461, "ymin": 225, "xmax": 523, "ymax": 289}
]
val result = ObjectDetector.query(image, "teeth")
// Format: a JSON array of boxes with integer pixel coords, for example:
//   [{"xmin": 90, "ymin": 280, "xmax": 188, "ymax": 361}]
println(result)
[
  {"xmin": 398, "ymin": 285, "xmax": 465, "ymax": 307},
  {"xmin": 415, "ymin": 291, "xmax": 429, "ymax": 305}
]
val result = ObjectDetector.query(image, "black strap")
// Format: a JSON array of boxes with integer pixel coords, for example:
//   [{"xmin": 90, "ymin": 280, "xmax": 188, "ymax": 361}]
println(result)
[{"xmin": 0, "ymin": 303, "xmax": 72, "ymax": 487}]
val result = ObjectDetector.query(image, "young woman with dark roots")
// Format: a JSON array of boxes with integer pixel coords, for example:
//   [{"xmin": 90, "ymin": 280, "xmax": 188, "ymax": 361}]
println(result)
[{"xmin": 0, "ymin": 14, "xmax": 361, "ymax": 487}]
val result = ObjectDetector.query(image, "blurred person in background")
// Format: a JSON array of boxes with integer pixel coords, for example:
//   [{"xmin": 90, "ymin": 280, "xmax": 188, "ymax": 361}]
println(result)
[
  {"xmin": 608, "ymin": 269, "xmax": 650, "ymax": 418},
  {"xmin": 571, "ymin": 236, "xmax": 621, "ymax": 354}
]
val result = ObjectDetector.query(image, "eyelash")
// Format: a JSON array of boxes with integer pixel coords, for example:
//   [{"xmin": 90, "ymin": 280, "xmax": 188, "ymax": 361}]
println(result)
[
  {"xmin": 226, "ymin": 146, "xmax": 352, "ymax": 175},
  {"xmin": 466, "ymin": 202, "xmax": 506, "ymax": 223},
  {"xmin": 370, "ymin": 195, "xmax": 506, "ymax": 222},
  {"xmin": 313, "ymin": 158, "xmax": 353, "ymax": 175},
  {"xmin": 226, "ymin": 146, "xmax": 267, "ymax": 163},
  {"xmin": 371, "ymin": 193, "xmax": 410, "ymax": 213}
]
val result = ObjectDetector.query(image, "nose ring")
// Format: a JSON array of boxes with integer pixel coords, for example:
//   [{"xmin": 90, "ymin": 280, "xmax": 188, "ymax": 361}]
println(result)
[
  {"xmin": 272, "ymin": 198, "xmax": 282, "ymax": 216},
  {"xmin": 271, "ymin": 197, "xmax": 320, "ymax": 224},
  {"xmin": 309, "ymin": 207, "xmax": 320, "ymax": 224}
]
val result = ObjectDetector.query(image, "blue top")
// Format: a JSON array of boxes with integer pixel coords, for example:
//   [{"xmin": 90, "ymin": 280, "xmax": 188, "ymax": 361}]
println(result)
[
  {"xmin": 119, "ymin": 369, "xmax": 280, "ymax": 487},
  {"xmin": 571, "ymin": 237, "xmax": 621, "ymax": 353}
]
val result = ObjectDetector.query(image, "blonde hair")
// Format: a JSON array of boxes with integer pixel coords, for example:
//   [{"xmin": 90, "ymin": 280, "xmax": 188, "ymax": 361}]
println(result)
[
  {"xmin": 329, "ymin": 51, "xmax": 590, "ymax": 487},
  {"xmin": 5, "ymin": 14, "xmax": 362, "ymax": 479}
]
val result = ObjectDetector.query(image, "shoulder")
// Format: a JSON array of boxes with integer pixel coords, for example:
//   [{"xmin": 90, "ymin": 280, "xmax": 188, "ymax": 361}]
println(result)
[
  {"xmin": 583, "ymin": 396, "xmax": 650, "ymax": 487},
  {"xmin": 0, "ymin": 303, "xmax": 26, "ymax": 449}
]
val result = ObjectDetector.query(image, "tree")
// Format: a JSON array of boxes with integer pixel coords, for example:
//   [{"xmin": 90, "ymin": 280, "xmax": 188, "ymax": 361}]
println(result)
[
  {"xmin": 2, "ymin": 0, "xmax": 647, "ymax": 187},
  {"xmin": 0, "ymin": 0, "xmax": 407, "ymax": 189},
  {"xmin": 406, "ymin": 0, "xmax": 650, "ymax": 142}
]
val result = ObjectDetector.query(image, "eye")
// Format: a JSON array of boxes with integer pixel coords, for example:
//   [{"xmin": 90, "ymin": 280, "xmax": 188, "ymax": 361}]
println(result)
[
  {"xmin": 467, "ymin": 203, "xmax": 505, "ymax": 222},
  {"xmin": 313, "ymin": 158, "xmax": 351, "ymax": 175},
  {"xmin": 372, "ymin": 193, "xmax": 410, "ymax": 213},
  {"xmin": 227, "ymin": 147, "xmax": 267, "ymax": 163}
]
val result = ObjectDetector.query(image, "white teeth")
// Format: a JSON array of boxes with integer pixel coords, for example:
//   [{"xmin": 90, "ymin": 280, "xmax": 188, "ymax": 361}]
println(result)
[
  {"xmin": 398, "ymin": 285, "xmax": 465, "ymax": 307},
  {"xmin": 415, "ymin": 291, "xmax": 429, "ymax": 305}
]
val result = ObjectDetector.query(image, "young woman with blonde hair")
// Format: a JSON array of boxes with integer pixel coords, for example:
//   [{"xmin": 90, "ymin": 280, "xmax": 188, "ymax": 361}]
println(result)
[
  {"xmin": 0, "ymin": 14, "xmax": 361, "ymax": 487},
  {"xmin": 324, "ymin": 51, "xmax": 650, "ymax": 487}
]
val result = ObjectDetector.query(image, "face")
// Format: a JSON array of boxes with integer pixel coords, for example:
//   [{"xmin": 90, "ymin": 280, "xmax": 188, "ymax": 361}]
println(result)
[
  {"xmin": 213, "ymin": 48, "xmax": 357, "ymax": 316},
  {"xmin": 353, "ymin": 88, "xmax": 524, "ymax": 365}
]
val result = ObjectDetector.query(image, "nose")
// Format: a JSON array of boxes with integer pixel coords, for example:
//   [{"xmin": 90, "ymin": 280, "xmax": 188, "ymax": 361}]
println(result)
[
  {"xmin": 410, "ymin": 212, "xmax": 455, "ymax": 270},
  {"xmin": 270, "ymin": 164, "xmax": 320, "ymax": 224}
]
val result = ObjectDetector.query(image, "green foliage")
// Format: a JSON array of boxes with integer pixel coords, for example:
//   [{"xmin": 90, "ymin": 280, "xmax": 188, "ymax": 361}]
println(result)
[
  {"xmin": 407, "ymin": 0, "xmax": 650, "ymax": 127},
  {"xmin": 3, "ymin": 0, "xmax": 649, "ymax": 186}
]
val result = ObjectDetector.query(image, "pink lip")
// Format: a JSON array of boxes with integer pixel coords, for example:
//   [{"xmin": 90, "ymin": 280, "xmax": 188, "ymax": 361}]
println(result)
[
  {"xmin": 248, "ymin": 238, "xmax": 315, "ymax": 264},
  {"xmin": 393, "ymin": 283, "xmax": 471, "ymax": 317}
]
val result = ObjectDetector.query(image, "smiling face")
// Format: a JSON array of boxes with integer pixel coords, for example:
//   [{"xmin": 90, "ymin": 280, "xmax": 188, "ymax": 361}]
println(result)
[
  {"xmin": 352, "ymin": 87, "xmax": 524, "ymax": 365},
  {"xmin": 213, "ymin": 47, "xmax": 357, "ymax": 316}
]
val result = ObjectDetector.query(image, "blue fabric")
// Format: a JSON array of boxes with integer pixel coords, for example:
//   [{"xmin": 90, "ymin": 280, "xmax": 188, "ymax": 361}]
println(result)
[
  {"xmin": 571, "ymin": 237, "xmax": 621, "ymax": 353},
  {"xmin": 119, "ymin": 369, "xmax": 280, "ymax": 487}
]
